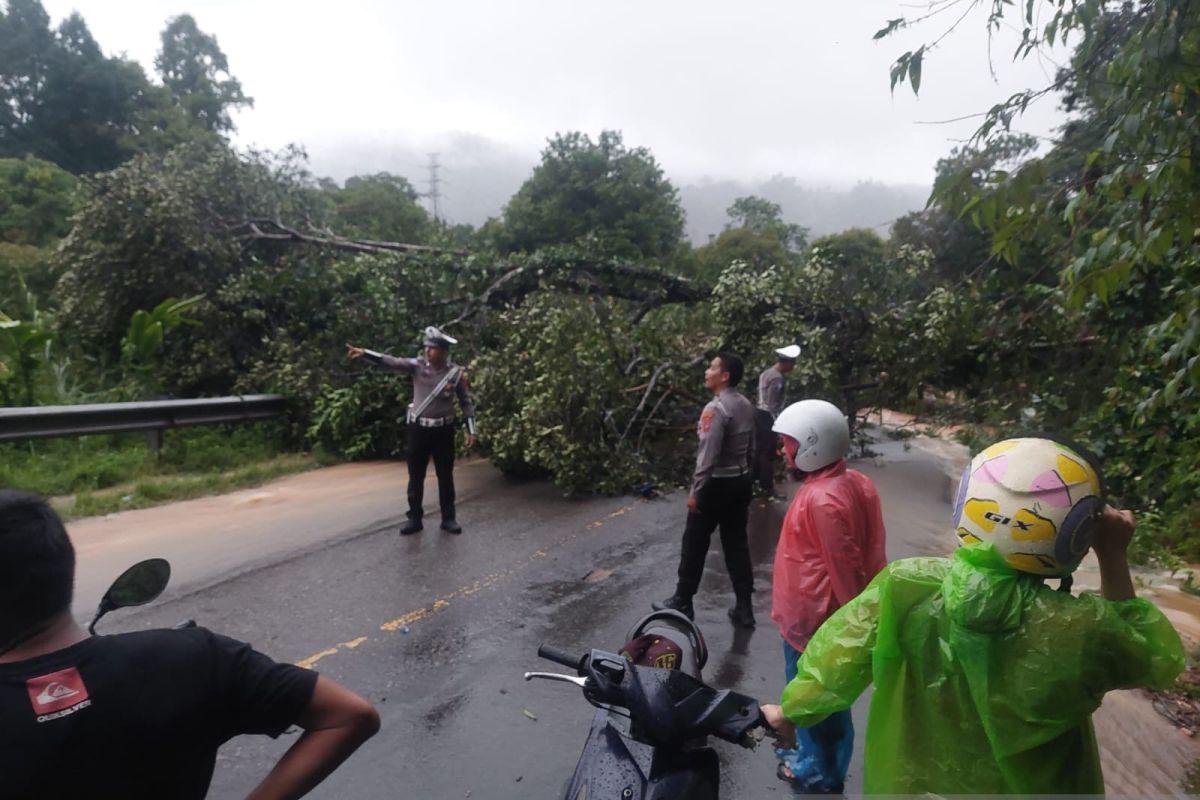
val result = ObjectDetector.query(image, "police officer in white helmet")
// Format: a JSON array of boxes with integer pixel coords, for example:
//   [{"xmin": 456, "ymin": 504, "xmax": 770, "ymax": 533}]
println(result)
[
  {"xmin": 754, "ymin": 344, "xmax": 801, "ymax": 499},
  {"xmin": 346, "ymin": 326, "xmax": 476, "ymax": 535}
]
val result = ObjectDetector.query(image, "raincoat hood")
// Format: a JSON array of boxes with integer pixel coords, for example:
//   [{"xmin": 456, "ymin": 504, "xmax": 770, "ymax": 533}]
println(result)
[{"xmin": 944, "ymin": 543, "xmax": 1041, "ymax": 634}]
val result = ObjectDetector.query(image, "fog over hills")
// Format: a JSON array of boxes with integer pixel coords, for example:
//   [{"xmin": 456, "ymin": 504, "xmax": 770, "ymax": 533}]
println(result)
[
  {"xmin": 307, "ymin": 133, "xmax": 930, "ymax": 242},
  {"xmin": 679, "ymin": 177, "xmax": 929, "ymax": 242}
]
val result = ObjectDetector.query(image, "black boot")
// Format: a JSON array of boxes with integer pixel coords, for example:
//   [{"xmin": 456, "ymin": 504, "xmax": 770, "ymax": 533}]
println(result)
[
  {"xmin": 728, "ymin": 597, "xmax": 756, "ymax": 629},
  {"xmin": 652, "ymin": 594, "xmax": 695, "ymax": 620},
  {"xmin": 399, "ymin": 518, "xmax": 423, "ymax": 535},
  {"xmin": 440, "ymin": 518, "xmax": 462, "ymax": 534}
]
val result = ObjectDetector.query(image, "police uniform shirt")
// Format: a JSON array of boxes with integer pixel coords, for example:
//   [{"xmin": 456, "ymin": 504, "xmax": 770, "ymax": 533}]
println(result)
[
  {"xmin": 692, "ymin": 388, "xmax": 756, "ymax": 495},
  {"xmin": 757, "ymin": 366, "xmax": 786, "ymax": 418},
  {"xmin": 365, "ymin": 352, "xmax": 476, "ymax": 428}
]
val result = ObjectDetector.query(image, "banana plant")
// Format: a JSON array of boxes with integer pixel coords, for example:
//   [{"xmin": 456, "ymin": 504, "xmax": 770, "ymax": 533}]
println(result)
[
  {"xmin": 0, "ymin": 274, "xmax": 54, "ymax": 407},
  {"xmin": 119, "ymin": 295, "xmax": 204, "ymax": 395},
  {"xmin": 0, "ymin": 311, "xmax": 54, "ymax": 407}
]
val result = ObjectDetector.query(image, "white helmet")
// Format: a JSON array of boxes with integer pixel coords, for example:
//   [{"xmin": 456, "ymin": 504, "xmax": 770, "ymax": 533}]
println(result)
[{"xmin": 772, "ymin": 400, "xmax": 849, "ymax": 472}]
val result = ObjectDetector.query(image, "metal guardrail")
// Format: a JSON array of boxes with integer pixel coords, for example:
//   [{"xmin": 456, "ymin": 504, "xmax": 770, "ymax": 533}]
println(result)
[{"xmin": 0, "ymin": 395, "xmax": 287, "ymax": 443}]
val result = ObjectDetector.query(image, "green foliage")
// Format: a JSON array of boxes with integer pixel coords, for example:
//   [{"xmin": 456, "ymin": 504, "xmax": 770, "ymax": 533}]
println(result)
[
  {"xmin": 155, "ymin": 14, "xmax": 252, "ymax": 134},
  {"xmin": 308, "ymin": 381, "xmax": 407, "ymax": 462},
  {"xmin": 0, "ymin": 424, "xmax": 309, "ymax": 518},
  {"xmin": 689, "ymin": 195, "xmax": 808, "ymax": 283},
  {"xmin": 0, "ymin": 1, "xmax": 195, "ymax": 173},
  {"xmin": 0, "ymin": 155, "xmax": 77, "ymax": 245},
  {"xmin": 0, "ymin": 242, "xmax": 56, "ymax": 314},
  {"xmin": 56, "ymin": 141, "xmax": 324, "ymax": 359},
  {"xmin": 0, "ymin": 274, "xmax": 52, "ymax": 405},
  {"xmin": 474, "ymin": 293, "xmax": 700, "ymax": 494},
  {"xmin": 211, "ymin": 249, "xmax": 488, "ymax": 452},
  {"xmin": 500, "ymin": 130, "xmax": 686, "ymax": 260},
  {"xmin": 888, "ymin": 1, "xmax": 1200, "ymax": 405},
  {"xmin": 878, "ymin": 0, "xmax": 1200, "ymax": 559},
  {"xmin": 692, "ymin": 227, "xmax": 790, "ymax": 282},
  {"xmin": 709, "ymin": 237, "xmax": 945, "ymax": 414},
  {"xmin": 725, "ymin": 195, "xmax": 808, "ymax": 251},
  {"xmin": 118, "ymin": 295, "xmax": 204, "ymax": 397},
  {"xmin": 1083, "ymin": 354, "xmax": 1200, "ymax": 561},
  {"xmin": 325, "ymin": 173, "xmax": 432, "ymax": 243}
]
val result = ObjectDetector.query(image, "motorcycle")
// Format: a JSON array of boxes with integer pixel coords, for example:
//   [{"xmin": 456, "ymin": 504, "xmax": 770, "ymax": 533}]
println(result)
[
  {"xmin": 526, "ymin": 609, "xmax": 767, "ymax": 800},
  {"xmin": 87, "ymin": 558, "xmax": 191, "ymax": 633}
]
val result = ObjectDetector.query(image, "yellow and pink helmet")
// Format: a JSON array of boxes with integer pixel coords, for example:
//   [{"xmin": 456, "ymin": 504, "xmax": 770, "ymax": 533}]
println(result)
[{"xmin": 951, "ymin": 437, "xmax": 1105, "ymax": 577}]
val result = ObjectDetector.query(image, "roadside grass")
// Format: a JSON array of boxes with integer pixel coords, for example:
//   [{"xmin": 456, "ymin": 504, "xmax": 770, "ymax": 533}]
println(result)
[
  {"xmin": 62, "ymin": 454, "xmax": 316, "ymax": 519},
  {"xmin": 0, "ymin": 423, "xmax": 328, "ymax": 519}
]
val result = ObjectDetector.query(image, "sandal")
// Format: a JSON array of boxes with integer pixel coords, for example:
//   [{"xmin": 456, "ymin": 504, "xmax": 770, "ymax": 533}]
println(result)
[{"xmin": 776, "ymin": 763, "xmax": 845, "ymax": 795}]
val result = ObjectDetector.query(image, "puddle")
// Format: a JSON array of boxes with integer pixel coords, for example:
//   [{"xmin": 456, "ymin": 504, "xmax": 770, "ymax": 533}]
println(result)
[{"xmin": 1150, "ymin": 585, "xmax": 1200, "ymax": 644}]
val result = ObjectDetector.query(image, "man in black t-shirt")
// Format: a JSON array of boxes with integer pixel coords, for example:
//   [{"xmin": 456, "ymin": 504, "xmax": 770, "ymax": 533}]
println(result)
[{"xmin": 0, "ymin": 491, "xmax": 380, "ymax": 800}]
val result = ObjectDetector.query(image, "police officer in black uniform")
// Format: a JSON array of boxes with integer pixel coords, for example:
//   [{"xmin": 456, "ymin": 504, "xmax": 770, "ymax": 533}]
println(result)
[
  {"xmin": 347, "ymin": 327, "xmax": 476, "ymax": 535},
  {"xmin": 654, "ymin": 352, "xmax": 758, "ymax": 628}
]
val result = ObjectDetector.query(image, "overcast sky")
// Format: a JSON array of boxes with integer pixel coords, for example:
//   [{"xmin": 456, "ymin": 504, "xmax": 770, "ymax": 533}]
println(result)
[{"xmin": 41, "ymin": 0, "xmax": 1070, "ymax": 203}]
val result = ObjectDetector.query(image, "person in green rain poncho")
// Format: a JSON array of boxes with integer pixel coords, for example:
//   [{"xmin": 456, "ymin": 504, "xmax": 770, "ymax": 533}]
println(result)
[{"xmin": 762, "ymin": 437, "xmax": 1185, "ymax": 795}]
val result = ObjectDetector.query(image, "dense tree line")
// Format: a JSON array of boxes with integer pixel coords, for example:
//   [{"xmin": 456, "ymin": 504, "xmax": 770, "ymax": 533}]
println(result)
[{"xmin": 1, "ymin": 0, "xmax": 1195, "ymax": 556}]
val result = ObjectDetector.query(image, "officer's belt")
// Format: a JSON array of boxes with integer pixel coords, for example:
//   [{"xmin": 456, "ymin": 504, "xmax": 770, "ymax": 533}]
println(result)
[
  {"xmin": 413, "ymin": 415, "xmax": 454, "ymax": 428},
  {"xmin": 712, "ymin": 465, "xmax": 749, "ymax": 478}
]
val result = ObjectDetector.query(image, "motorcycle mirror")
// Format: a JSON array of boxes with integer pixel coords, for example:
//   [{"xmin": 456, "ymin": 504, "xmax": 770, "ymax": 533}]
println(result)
[{"xmin": 88, "ymin": 558, "xmax": 171, "ymax": 634}]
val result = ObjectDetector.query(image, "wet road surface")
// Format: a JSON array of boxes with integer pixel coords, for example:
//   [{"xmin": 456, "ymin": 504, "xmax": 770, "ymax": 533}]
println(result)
[
  {"xmin": 90, "ymin": 447, "xmax": 945, "ymax": 799},
  {"xmin": 86, "ymin": 440, "xmax": 1194, "ymax": 797}
]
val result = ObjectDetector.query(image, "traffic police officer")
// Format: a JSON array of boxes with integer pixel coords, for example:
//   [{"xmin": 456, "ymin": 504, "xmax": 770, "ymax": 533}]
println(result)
[
  {"xmin": 755, "ymin": 344, "xmax": 800, "ymax": 498},
  {"xmin": 346, "ymin": 327, "xmax": 476, "ymax": 535},
  {"xmin": 654, "ymin": 351, "xmax": 758, "ymax": 628}
]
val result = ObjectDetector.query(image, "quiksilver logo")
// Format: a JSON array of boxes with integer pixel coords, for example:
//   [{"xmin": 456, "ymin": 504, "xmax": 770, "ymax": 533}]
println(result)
[
  {"xmin": 36, "ymin": 682, "xmax": 79, "ymax": 706},
  {"xmin": 26, "ymin": 666, "xmax": 91, "ymax": 721}
]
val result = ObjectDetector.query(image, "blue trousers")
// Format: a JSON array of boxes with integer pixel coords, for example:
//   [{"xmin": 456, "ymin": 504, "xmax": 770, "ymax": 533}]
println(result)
[{"xmin": 776, "ymin": 640, "xmax": 853, "ymax": 793}]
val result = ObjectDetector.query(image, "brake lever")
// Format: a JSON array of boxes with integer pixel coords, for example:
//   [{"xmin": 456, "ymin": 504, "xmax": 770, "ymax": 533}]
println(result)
[{"xmin": 524, "ymin": 671, "xmax": 588, "ymax": 688}]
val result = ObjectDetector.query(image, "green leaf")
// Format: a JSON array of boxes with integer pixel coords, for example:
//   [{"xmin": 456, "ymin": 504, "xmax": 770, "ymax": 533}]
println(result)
[
  {"xmin": 1044, "ymin": 17, "xmax": 1058, "ymax": 44},
  {"xmin": 1123, "ymin": 113, "xmax": 1142, "ymax": 137},
  {"xmin": 909, "ymin": 47, "xmax": 924, "ymax": 95},
  {"xmin": 890, "ymin": 53, "xmax": 910, "ymax": 93},
  {"xmin": 874, "ymin": 18, "xmax": 906, "ymax": 39}
]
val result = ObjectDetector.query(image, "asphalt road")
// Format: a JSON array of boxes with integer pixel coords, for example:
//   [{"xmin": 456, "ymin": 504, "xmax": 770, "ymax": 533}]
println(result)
[
  {"xmin": 74, "ymin": 439, "xmax": 1194, "ymax": 798},
  {"xmin": 78, "ymin": 440, "xmax": 950, "ymax": 799}
]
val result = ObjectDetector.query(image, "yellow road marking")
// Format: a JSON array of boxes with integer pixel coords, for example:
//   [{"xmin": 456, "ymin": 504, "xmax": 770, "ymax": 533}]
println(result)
[
  {"xmin": 296, "ymin": 647, "xmax": 339, "ymax": 669},
  {"xmin": 295, "ymin": 501, "xmax": 632, "ymax": 668},
  {"xmin": 380, "ymin": 606, "xmax": 433, "ymax": 632}
]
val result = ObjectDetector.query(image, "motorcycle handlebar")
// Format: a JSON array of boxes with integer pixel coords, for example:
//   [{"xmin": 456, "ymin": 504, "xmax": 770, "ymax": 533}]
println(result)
[{"xmin": 537, "ymin": 644, "xmax": 581, "ymax": 670}]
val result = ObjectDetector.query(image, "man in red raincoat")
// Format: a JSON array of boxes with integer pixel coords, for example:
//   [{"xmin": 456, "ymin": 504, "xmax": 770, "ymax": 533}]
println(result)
[{"xmin": 769, "ymin": 399, "xmax": 887, "ymax": 792}]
